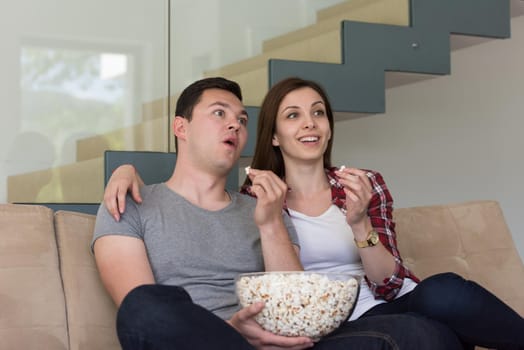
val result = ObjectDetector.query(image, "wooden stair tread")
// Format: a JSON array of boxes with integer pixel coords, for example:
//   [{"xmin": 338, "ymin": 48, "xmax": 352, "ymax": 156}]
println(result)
[{"xmin": 8, "ymin": 157, "xmax": 105, "ymax": 203}]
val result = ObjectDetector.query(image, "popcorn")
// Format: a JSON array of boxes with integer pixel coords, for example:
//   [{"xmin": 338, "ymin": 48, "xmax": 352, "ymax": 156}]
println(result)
[
  {"xmin": 339, "ymin": 165, "xmax": 346, "ymax": 171},
  {"xmin": 236, "ymin": 272, "xmax": 359, "ymax": 339},
  {"xmin": 245, "ymin": 166, "xmax": 251, "ymax": 175}
]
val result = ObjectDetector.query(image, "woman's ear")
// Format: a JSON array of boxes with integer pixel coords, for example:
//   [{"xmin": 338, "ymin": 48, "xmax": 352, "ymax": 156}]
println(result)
[
  {"xmin": 272, "ymin": 134, "xmax": 280, "ymax": 147},
  {"xmin": 173, "ymin": 116, "xmax": 187, "ymax": 140}
]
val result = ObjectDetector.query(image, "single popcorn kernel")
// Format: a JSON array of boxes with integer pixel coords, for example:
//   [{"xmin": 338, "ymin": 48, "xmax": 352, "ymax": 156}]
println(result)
[{"xmin": 244, "ymin": 166, "xmax": 251, "ymax": 175}]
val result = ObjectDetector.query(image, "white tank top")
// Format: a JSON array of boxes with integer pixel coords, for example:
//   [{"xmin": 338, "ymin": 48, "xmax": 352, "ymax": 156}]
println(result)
[{"xmin": 288, "ymin": 204, "xmax": 416, "ymax": 320}]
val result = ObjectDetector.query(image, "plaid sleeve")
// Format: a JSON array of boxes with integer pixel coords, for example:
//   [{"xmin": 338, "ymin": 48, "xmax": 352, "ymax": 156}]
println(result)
[{"xmin": 364, "ymin": 170, "xmax": 419, "ymax": 301}]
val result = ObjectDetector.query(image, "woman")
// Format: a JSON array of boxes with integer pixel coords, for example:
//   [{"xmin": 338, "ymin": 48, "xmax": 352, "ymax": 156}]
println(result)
[
  {"xmin": 241, "ymin": 77, "xmax": 524, "ymax": 349},
  {"xmin": 105, "ymin": 77, "xmax": 524, "ymax": 349}
]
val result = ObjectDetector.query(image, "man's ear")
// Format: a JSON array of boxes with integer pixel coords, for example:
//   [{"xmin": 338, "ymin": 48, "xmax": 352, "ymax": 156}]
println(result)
[
  {"xmin": 173, "ymin": 116, "xmax": 187, "ymax": 140},
  {"xmin": 272, "ymin": 134, "xmax": 280, "ymax": 147}
]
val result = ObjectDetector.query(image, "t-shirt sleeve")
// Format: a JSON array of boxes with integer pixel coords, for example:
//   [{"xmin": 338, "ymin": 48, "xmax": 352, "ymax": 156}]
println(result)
[{"xmin": 91, "ymin": 195, "xmax": 143, "ymax": 253}]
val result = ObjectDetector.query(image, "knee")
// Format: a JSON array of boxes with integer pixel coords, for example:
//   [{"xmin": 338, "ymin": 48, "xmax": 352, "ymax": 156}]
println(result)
[
  {"xmin": 123, "ymin": 284, "xmax": 191, "ymax": 306},
  {"xmin": 409, "ymin": 272, "xmax": 472, "ymax": 318},
  {"xmin": 413, "ymin": 272, "xmax": 465, "ymax": 299},
  {"xmin": 117, "ymin": 284, "xmax": 192, "ymax": 330},
  {"xmin": 421, "ymin": 272, "xmax": 464, "ymax": 289},
  {"xmin": 122, "ymin": 284, "xmax": 158, "ymax": 305}
]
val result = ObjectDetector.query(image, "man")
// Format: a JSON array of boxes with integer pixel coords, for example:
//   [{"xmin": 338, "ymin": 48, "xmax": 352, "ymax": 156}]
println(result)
[{"xmin": 92, "ymin": 77, "xmax": 312, "ymax": 349}]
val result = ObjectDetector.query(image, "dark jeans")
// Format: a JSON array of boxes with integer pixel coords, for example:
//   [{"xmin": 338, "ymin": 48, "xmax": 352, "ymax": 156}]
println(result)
[
  {"xmin": 117, "ymin": 285, "xmax": 253, "ymax": 350},
  {"xmin": 117, "ymin": 273, "xmax": 524, "ymax": 350},
  {"xmin": 360, "ymin": 272, "xmax": 524, "ymax": 350},
  {"xmin": 314, "ymin": 313, "xmax": 463, "ymax": 350}
]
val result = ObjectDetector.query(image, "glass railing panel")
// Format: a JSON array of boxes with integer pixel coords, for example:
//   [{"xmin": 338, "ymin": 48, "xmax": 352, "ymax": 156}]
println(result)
[
  {"xmin": 2, "ymin": 0, "xmax": 169, "ymax": 203},
  {"xmin": 170, "ymin": 0, "xmax": 346, "ymax": 93},
  {"xmin": 3, "ymin": 0, "xmax": 348, "ymax": 204},
  {"xmin": 168, "ymin": 0, "xmax": 347, "ymax": 171}
]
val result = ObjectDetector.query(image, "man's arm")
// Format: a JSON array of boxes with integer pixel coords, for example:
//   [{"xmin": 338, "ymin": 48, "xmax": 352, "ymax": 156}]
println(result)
[{"xmin": 93, "ymin": 235, "xmax": 155, "ymax": 307}]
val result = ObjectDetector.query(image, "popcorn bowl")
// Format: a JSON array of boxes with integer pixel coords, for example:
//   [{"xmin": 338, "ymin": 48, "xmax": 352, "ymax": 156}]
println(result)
[{"xmin": 235, "ymin": 271, "xmax": 361, "ymax": 340}]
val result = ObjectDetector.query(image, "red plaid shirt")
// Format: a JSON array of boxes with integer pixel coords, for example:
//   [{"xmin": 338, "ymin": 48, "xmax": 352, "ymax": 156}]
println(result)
[
  {"xmin": 240, "ymin": 167, "xmax": 419, "ymax": 301},
  {"xmin": 325, "ymin": 167, "xmax": 419, "ymax": 301}
]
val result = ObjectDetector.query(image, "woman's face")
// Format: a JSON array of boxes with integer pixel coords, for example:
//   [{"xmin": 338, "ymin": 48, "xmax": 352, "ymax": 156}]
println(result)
[{"xmin": 272, "ymin": 87, "xmax": 331, "ymax": 164}]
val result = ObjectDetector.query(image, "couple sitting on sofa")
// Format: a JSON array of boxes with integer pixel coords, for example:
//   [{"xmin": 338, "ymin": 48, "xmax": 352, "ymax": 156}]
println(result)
[{"xmin": 92, "ymin": 77, "xmax": 524, "ymax": 350}]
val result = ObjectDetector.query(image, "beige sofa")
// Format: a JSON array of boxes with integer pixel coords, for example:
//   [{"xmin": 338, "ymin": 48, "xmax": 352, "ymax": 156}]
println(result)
[
  {"xmin": 1, "ymin": 200, "xmax": 523, "ymax": 349},
  {"xmin": 0, "ymin": 204, "xmax": 118, "ymax": 350}
]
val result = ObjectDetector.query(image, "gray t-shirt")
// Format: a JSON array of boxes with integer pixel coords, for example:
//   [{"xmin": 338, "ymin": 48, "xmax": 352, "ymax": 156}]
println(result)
[{"xmin": 92, "ymin": 183, "xmax": 299, "ymax": 320}]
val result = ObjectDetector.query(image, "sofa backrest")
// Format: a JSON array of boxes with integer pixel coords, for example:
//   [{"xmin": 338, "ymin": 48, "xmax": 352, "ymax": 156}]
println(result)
[
  {"xmin": 54, "ymin": 210, "xmax": 119, "ymax": 350},
  {"xmin": 394, "ymin": 200, "xmax": 524, "ymax": 316},
  {"xmin": 0, "ymin": 204, "xmax": 118, "ymax": 350},
  {"xmin": 0, "ymin": 204, "xmax": 68, "ymax": 349}
]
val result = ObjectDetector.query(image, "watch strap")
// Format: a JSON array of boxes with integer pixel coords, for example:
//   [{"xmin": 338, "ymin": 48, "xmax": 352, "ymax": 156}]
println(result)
[{"xmin": 354, "ymin": 229, "xmax": 379, "ymax": 248}]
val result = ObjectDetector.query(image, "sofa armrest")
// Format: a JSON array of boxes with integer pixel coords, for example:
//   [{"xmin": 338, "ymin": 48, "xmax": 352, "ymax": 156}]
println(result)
[{"xmin": 394, "ymin": 200, "xmax": 524, "ymax": 316}]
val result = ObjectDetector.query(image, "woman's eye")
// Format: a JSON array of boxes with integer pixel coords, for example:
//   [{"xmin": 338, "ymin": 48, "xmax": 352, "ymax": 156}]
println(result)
[
  {"xmin": 286, "ymin": 112, "xmax": 298, "ymax": 119},
  {"xmin": 314, "ymin": 109, "xmax": 325, "ymax": 116}
]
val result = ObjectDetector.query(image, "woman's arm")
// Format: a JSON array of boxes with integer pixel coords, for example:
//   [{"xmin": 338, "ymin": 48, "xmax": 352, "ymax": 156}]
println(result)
[
  {"xmin": 360, "ymin": 170, "xmax": 419, "ymax": 300},
  {"xmin": 329, "ymin": 167, "xmax": 419, "ymax": 301},
  {"xmin": 247, "ymin": 168, "xmax": 303, "ymax": 272},
  {"xmin": 334, "ymin": 168, "xmax": 397, "ymax": 285},
  {"xmin": 104, "ymin": 164, "xmax": 144, "ymax": 221}
]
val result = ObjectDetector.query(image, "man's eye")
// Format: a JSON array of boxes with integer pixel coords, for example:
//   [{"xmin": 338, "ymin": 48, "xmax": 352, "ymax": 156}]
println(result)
[
  {"xmin": 214, "ymin": 110, "xmax": 225, "ymax": 117},
  {"xmin": 238, "ymin": 117, "xmax": 248, "ymax": 126}
]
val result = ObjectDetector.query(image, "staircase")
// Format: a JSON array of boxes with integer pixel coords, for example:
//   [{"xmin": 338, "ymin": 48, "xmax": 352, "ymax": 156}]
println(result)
[
  {"xmin": 7, "ymin": 0, "xmax": 515, "ymax": 204},
  {"xmin": 269, "ymin": 0, "xmax": 510, "ymax": 115}
]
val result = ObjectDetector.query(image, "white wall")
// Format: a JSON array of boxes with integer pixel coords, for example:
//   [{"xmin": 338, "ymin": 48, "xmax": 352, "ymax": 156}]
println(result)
[{"xmin": 332, "ymin": 15, "xmax": 524, "ymax": 259}]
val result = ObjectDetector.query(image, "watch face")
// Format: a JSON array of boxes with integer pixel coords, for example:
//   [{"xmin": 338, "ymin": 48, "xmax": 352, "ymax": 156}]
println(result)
[{"xmin": 369, "ymin": 231, "xmax": 379, "ymax": 245}]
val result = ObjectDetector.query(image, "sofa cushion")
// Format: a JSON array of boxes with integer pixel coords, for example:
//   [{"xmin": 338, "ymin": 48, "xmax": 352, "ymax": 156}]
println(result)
[
  {"xmin": 394, "ymin": 200, "xmax": 524, "ymax": 316},
  {"xmin": 0, "ymin": 204, "xmax": 68, "ymax": 349},
  {"xmin": 54, "ymin": 210, "xmax": 119, "ymax": 350}
]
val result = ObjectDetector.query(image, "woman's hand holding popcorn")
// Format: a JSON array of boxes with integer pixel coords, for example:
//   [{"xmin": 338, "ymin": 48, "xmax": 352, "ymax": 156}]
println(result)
[{"xmin": 334, "ymin": 166, "xmax": 373, "ymax": 227}]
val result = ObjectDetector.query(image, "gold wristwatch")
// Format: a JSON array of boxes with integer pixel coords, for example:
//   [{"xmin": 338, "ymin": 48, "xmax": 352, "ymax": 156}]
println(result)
[{"xmin": 354, "ymin": 229, "xmax": 380, "ymax": 248}]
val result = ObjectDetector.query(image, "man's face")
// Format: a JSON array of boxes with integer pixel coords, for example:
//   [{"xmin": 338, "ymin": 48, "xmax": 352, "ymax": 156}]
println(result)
[{"xmin": 180, "ymin": 88, "xmax": 248, "ymax": 175}]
